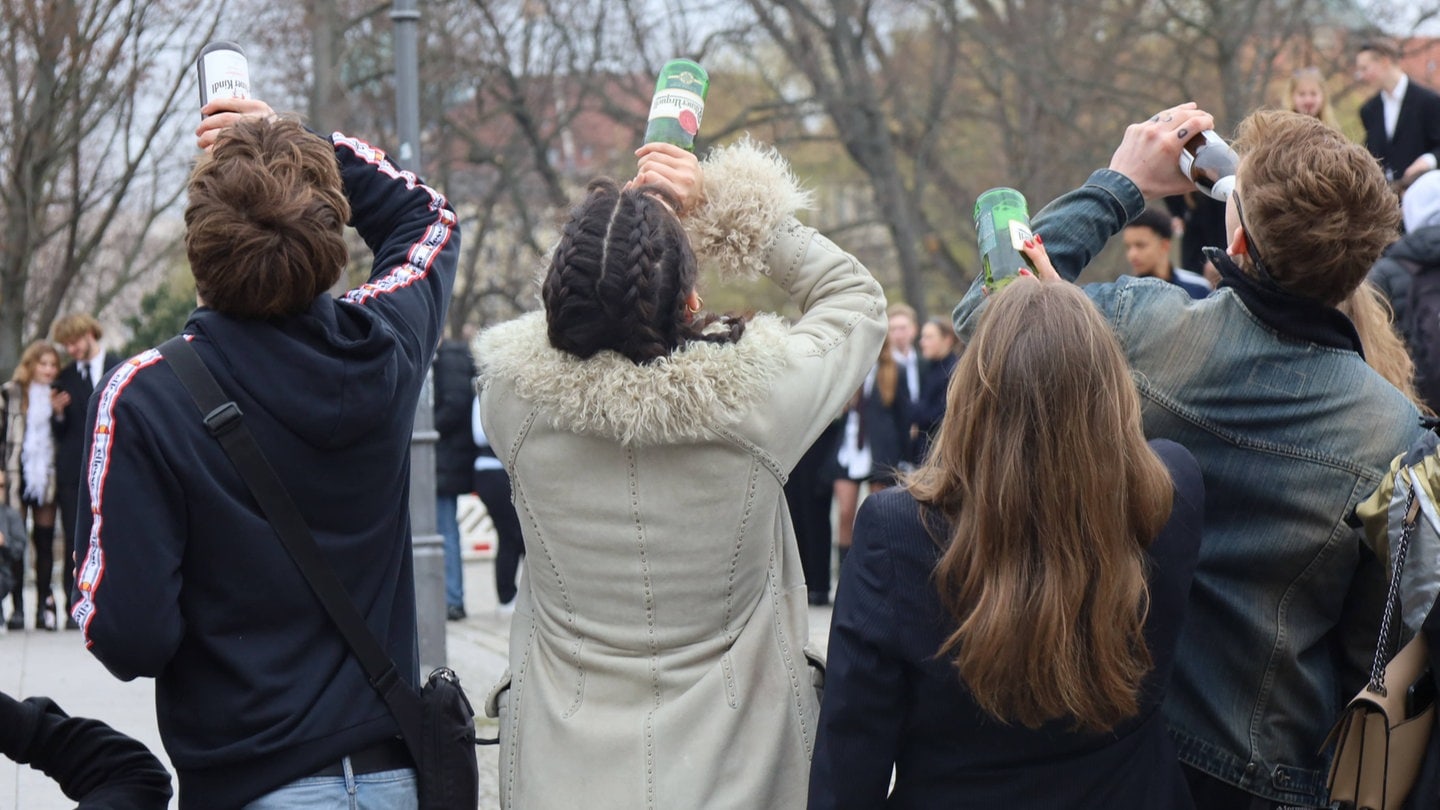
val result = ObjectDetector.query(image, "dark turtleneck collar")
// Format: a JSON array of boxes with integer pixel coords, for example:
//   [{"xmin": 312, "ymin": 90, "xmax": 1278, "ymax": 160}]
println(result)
[{"xmin": 1206, "ymin": 246, "xmax": 1364, "ymax": 359}]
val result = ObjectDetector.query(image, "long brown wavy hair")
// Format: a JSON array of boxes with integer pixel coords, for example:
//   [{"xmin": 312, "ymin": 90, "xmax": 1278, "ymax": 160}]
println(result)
[
  {"xmin": 1338, "ymin": 281, "xmax": 1432, "ymax": 415},
  {"xmin": 906, "ymin": 281, "xmax": 1174, "ymax": 732}
]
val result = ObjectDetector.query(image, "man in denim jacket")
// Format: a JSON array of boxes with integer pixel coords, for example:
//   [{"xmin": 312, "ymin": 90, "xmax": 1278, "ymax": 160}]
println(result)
[{"xmin": 954, "ymin": 106, "xmax": 1425, "ymax": 809}]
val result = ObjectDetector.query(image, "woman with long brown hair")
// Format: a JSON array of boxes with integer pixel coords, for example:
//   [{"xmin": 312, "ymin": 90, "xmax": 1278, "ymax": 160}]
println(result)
[
  {"xmin": 831, "ymin": 333, "xmax": 913, "ymax": 568},
  {"xmin": 810, "ymin": 278, "xmax": 1204, "ymax": 808},
  {"xmin": 1, "ymin": 340, "xmax": 65, "ymax": 631},
  {"xmin": 912, "ymin": 316, "xmax": 962, "ymax": 461}
]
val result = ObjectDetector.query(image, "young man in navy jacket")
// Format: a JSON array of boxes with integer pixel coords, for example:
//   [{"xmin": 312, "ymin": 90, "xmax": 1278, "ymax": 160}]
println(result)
[{"xmin": 71, "ymin": 96, "xmax": 458, "ymax": 809}]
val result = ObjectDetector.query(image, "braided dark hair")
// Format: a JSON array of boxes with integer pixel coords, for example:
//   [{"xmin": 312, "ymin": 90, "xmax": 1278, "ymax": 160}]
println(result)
[{"xmin": 543, "ymin": 178, "xmax": 745, "ymax": 364}]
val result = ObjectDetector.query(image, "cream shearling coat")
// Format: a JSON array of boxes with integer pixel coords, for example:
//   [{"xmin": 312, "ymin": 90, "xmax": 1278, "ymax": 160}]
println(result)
[{"xmin": 476, "ymin": 140, "xmax": 886, "ymax": 809}]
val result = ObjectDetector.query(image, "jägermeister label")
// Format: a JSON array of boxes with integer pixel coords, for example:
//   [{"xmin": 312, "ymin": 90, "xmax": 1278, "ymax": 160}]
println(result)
[
  {"xmin": 644, "ymin": 59, "xmax": 709, "ymax": 151},
  {"xmin": 974, "ymin": 187, "xmax": 1034, "ymax": 292}
]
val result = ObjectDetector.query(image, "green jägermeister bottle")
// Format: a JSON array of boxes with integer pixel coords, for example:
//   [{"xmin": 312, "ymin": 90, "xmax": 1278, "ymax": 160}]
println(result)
[
  {"xmin": 643, "ymin": 59, "xmax": 709, "ymax": 151},
  {"xmin": 974, "ymin": 187, "xmax": 1035, "ymax": 292}
]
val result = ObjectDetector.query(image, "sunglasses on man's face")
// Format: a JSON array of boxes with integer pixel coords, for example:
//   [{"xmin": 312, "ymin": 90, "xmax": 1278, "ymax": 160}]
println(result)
[{"xmin": 1230, "ymin": 191, "xmax": 1272, "ymax": 280}]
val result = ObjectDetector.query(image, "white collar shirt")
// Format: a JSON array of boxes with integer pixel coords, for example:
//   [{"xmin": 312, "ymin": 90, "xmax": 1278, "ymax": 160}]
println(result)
[
  {"xmin": 1382, "ymin": 73, "xmax": 1410, "ymax": 140},
  {"xmin": 84, "ymin": 351, "xmax": 106, "ymax": 388}
]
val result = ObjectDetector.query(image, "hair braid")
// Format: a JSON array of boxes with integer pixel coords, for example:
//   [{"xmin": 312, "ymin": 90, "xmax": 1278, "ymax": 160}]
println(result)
[
  {"xmin": 544, "ymin": 181, "xmax": 618, "ymax": 358},
  {"xmin": 616, "ymin": 202, "xmax": 677, "ymax": 362}
]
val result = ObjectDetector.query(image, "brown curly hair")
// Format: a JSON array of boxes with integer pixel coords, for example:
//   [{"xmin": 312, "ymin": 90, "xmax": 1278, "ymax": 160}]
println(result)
[
  {"xmin": 1232, "ymin": 109, "xmax": 1400, "ymax": 307},
  {"xmin": 184, "ymin": 116, "xmax": 350, "ymax": 319}
]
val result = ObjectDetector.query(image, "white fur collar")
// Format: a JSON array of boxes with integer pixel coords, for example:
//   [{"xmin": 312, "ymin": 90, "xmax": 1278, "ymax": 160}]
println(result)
[
  {"xmin": 476, "ymin": 311, "xmax": 791, "ymax": 445},
  {"xmin": 685, "ymin": 137, "xmax": 812, "ymax": 279}
]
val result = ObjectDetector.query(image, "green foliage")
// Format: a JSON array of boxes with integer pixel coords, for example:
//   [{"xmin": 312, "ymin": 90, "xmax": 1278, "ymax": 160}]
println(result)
[{"xmin": 121, "ymin": 278, "xmax": 198, "ymax": 357}]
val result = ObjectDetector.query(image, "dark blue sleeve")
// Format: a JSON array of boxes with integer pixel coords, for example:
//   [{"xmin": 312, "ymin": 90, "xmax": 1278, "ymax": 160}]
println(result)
[
  {"xmin": 0, "ymin": 693, "xmax": 173, "ymax": 808},
  {"xmin": 72, "ymin": 354, "xmax": 187, "ymax": 681},
  {"xmin": 1030, "ymin": 169, "xmax": 1147, "ymax": 281},
  {"xmin": 1150, "ymin": 439, "xmax": 1205, "ymax": 564},
  {"xmin": 914, "ymin": 362, "xmax": 952, "ymax": 438},
  {"xmin": 50, "ymin": 368, "xmax": 85, "ymax": 449},
  {"xmin": 331, "ymin": 134, "xmax": 459, "ymax": 375},
  {"xmin": 809, "ymin": 497, "xmax": 909, "ymax": 809},
  {"xmin": 1141, "ymin": 439, "xmax": 1204, "ymax": 689}
]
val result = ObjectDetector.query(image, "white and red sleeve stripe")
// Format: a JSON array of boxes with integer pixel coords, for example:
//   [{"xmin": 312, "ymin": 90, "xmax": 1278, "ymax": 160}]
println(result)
[
  {"xmin": 333, "ymin": 134, "xmax": 458, "ymax": 308},
  {"xmin": 72, "ymin": 347, "xmax": 167, "ymax": 645}
]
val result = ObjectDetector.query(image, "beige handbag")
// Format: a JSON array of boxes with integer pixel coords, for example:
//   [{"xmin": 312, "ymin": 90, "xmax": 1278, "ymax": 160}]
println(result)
[{"xmin": 1326, "ymin": 490, "xmax": 1437, "ymax": 810}]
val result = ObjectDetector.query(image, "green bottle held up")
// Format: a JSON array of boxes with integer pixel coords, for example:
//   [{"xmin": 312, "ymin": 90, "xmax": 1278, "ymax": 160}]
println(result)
[
  {"xmin": 644, "ymin": 59, "xmax": 709, "ymax": 151},
  {"xmin": 974, "ymin": 187, "xmax": 1035, "ymax": 293}
]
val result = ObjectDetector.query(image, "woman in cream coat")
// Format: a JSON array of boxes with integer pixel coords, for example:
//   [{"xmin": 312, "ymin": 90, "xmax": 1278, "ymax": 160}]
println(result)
[{"xmin": 476, "ymin": 138, "xmax": 886, "ymax": 808}]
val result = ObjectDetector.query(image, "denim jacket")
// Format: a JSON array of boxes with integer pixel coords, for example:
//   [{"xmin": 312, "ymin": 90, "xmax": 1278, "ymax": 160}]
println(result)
[{"xmin": 952, "ymin": 170, "xmax": 1427, "ymax": 806}]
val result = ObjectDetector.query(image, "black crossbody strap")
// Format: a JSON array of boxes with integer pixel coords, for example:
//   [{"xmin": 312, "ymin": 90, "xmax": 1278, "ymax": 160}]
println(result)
[{"xmin": 158, "ymin": 335, "xmax": 424, "ymax": 757}]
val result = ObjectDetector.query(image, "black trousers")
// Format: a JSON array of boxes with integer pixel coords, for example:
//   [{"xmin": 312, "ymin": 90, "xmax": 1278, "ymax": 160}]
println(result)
[
  {"xmin": 55, "ymin": 480, "xmax": 80, "ymax": 611},
  {"xmin": 786, "ymin": 422, "xmax": 840, "ymax": 598},
  {"xmin": 473, "ymin": 468, "xmax": 525, "ymax": 606}
]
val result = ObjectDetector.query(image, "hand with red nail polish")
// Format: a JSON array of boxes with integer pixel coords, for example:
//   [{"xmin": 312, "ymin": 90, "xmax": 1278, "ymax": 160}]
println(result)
[{"xmin": 1019, "ymin": 238, "xmax": 1062, "ymax": 282}]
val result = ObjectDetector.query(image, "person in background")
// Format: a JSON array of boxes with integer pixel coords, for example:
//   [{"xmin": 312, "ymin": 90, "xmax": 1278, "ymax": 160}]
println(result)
[
  {"xmin": 1, "ymin": 690, "xmax": 173, "ymax": 809},
  {"xmin": 2, "ymin": 340, "xmax": 65, "ymax": 631},
  {"xmin": 912, "ymin": 317, "xmax": 960, "ymax": 462},
  {"xmin": 1123, "ymin": 208, "xmax": 1211, "ymax": 299},
  {"xmin": 832, "ymin": 334, "xmax": 913, "ymax": 572},
  {"xmin": 1283, "ymin": 67, "xmax": 1340, "ymax": 130},
  {"xmin": 1163, "ymin": 192, "xmax": 1228, "ymax": 284},
  {"xmin": 1370, "ymin": 168, "xmax": 1440, "ymax": 411},
  {"xmin": 1357, "ymin": 37, "xmax": 1440, "ymax": 188},
  {"xmin": 471, "ymin": 393, "xmax": 524, "ymax": 615},
  {"xmin": 1337, "ymin": 282, "xmax": 1430, "ymax": 414},
  {"xmin": 434, "ymin": 337, "xmax": 479, "ymax": 621},
  {"xmin": 474, "ymin": 137, "xmax": 885, "ymax": 808},
  {"xmin": 812, "ymin": 278, "xmax": 1202, "ymax": 809},
  {"xmin": 50, "ymin": 313, "xmax": 122, "ymax": 630},
  {"xmin": 954, "ymin": 104, "xmax": 1424, "ymax": 809},
  {"xmin": 787, "ymin": 418, "xmax": 842, "ymax": 607},
  {"xmin": 887, "ymin": 303, "xmax": 922, "ymax": 405},
  {"xmin": 0, "ymin": 471, "xmax": 24, "ymax": 631}
]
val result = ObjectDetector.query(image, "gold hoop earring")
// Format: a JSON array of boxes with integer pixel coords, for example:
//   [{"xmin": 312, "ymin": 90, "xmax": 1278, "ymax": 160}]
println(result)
[{"xmin": 686, "ymin": 296, "xmax": 703, "ymax": 315}]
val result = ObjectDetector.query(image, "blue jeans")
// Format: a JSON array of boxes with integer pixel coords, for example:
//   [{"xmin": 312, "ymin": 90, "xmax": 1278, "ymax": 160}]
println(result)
[
  {"xmin": 242, "ymin": 764, "xmax": 418, "ymax": 810},
  {"xmin": 437, "ymin": 494, "xmax": 463, "ymax": 609}
]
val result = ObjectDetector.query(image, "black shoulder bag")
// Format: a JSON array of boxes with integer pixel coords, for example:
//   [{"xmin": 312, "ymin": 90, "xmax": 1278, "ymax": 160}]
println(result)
[{"xmin": 159, "ymin": 336, "xmax": 481, "ymax": 810}]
